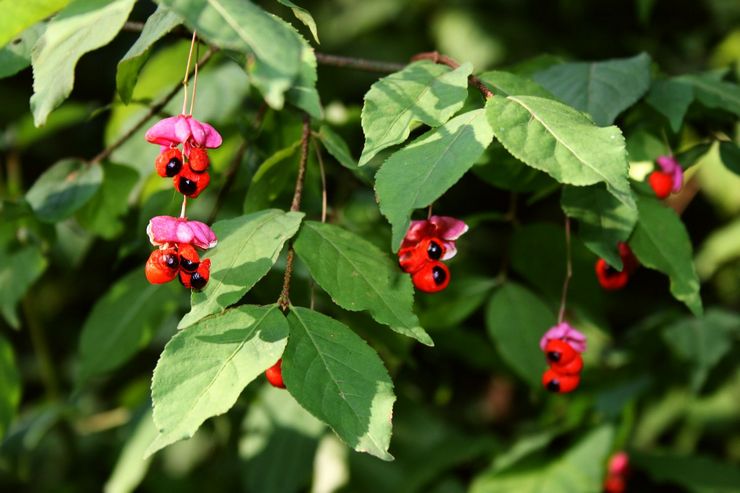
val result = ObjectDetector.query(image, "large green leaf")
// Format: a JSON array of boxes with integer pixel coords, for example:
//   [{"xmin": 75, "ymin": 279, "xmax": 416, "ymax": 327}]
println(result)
[
  {"xmin": 662, "ymin": 309, "xmax": 740, "ymax": 391},
  {"xmin": 376, "ymin": 108, "xmax": 494, "ymax": 249},
  {"xmin": 486, "ymin": 94, "xmax": 634, "ymax": 209},
  {"xmin": 293, "ymin": 221, "xmax": 432, "ymax": 346},
  {"xmin": 76, "ymin": 163, "xmax": 138, "ymax": 239},
  {"xmin": 148, "ymin": 304, "xmax": 289, "ymax": 456},
  {"xmin": 679, "ymin": 73, "xmax": 740, "ymax": 117},
  {"xmin": 0, "ymin": 334, "xmax": 21, "ymax": 440},
  {"xmin": 359, "ymin": 61, "xmax": 473, "ymax": 165},
  {"xmin": 116, "ymin": 6, "xmax": 182, "ymax": 104},
  {"xmin": 533, "ymin": 53, "xmax": 652, "ymax": 126},
  {"xmin": 25, "ymin": 159, "xmax": 103, "ymax": 222},
  {"xmin": 0, "ymin": 245, "xmax": 48, "ymax": 329},
  {"xmin": 0, "ymin": 0, "xmax": 68, "ymax": 49},
  {"xmin": 470, "ymin": 425, "xmax": 614, "ymax": 493},
  {"xmin": 633, "ymin": 451, "xmax": 740, "ymax": 493},
  {"xmin": 284, "ymin": 36, "xmax": 321, "ymax": 118},
  {"xmin": 485, "ymin": 283, "xmax": 554, "ymax": 388},
  {"xmin": 282, "ymin": 307, "xmax": 395, "ymax": 461},
  {"xmin": 645, "ymin": 78, "xmax": 695, "ymax": 133},
  {"xmin": 30, "ymin": 0, "xmax": 136, "ymax": 126},
  {"xmin": 629, "ymin": 196, "xmax": 703, "ymax": 316},
  {"xmin": 0, "ymin": 23, "xmax": 45, "ymax": 79},
  {"xmin": 155, "ymin": 0, "xmax": 302, "ymax": 109},
  {"xmin": 178, "ymin": 210, "xmax": 304, "ymax": 329},
  {"xmin": 77, "ymin": 269, "xmax": 180, "ymax": 384},
  {"xmin": 561, "ymin": 184, "xmax": 638, "ymax": 269},
  {"xmin": 478, "ymin": 70, "xmax": 555, "ymax": 98}
]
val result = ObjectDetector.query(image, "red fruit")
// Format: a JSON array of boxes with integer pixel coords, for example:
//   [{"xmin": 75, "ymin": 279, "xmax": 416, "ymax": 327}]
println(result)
[
  {"xmin": 617, "ymin": 242, "xmax": 639, "ymax": 274},
  {"xmin": 175, "ymin": 163, "xmax": 210, "ymax": 198},
  {"xmin": 188, "ymin": 147, "xmax": 210, "ymax": 173},
  {"xmin": 648, "ymin": 171, "xmax": 673, "ymax": 199},
  {"xmin": 145, "ymin": 247, "xmax": 179, "ymax": 284},
  {"xmin": 595, "ymin": 258, "xmax": 630, "ymax": 290},
  {"xmin": 178, "ymin": 243, "xmax": 200, "ymax": 272},
  {"xmin": 155, "ymin": 148, "xmax": 183, "ymax": 177},
  {"xmin": 411, "ymin": 261, "xmax": 450, "ymax": 293},
  {"xmin": 179, "ymin": 258, "xmax": 210, "ymax": 290},
  {"xmin": 604, "ymin": 475, "xmax": 626, "ymax": 493},
  {"xmin": 553, "ymin": 353, "xmax": 583, "ymax": 375},
  {"xmin": 542, "ymin": 368, "xmax": 580, "ymax": 393},
  {"xmin": 544, "ymin": 339, "xmax": 577, "ymax": 366},
  {"xmin": 398, "ymin": 237, "xmax": 446, "ymax": 273},
  {"xmin": 265, "ymin": 359, "xmax": 286, "ymax": 389}
]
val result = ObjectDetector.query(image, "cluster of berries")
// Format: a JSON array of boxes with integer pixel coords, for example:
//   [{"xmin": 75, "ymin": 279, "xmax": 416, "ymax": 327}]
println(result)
[
  {"xmin": 398, "ymin": 216, "xmax": 468, "ymax": 293},
  {"xmin": 146, "ymin": 114, "xmax": 222, "ymax": 198},
  {"xmin": 604, "ymin": 452, "xmax": 630, "ymax": 493},
  {"xmin": 145, "ymin": 216, "xmax": 217, "ymax": 290},
  {"xmin": 595, "ymin": 242, "xmax": 638, "ymax": 290},
  {"xmin": 540, "ymin": 322, "xmax": 587, "ymax": 394},
  {"xmin": 647, "ymin": 155, "xmax": 683, "ymax": 199}
]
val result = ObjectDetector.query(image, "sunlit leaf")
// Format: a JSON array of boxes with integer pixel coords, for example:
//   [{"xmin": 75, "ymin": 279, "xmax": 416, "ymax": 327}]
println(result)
[{"xmin": 0, "ymin": 0, "xmax": 68, "ymax": 49}]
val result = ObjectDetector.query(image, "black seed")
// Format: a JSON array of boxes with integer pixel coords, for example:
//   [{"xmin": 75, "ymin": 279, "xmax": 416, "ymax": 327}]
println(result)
[
  {"xmin": 181, "ymin": 258, "xmax": 199, "ymax": 272},
  {"xmin": 427, "ymin": 240, "xmax": 443, "ymax": 260},
  {"xmin": 163, "ymin": 254, "xmax": 179, "ymax": 269},
  {"xmin": 178, "ymin": 177, "xmax": 197, "ymax": 196},
  {"xmin": 546, "ymin": 379, "xmax": 560, "ymax": 392},
  {"xmin": 165, "ymin": 157, "xmax": 182, "ymax": 177},
  {"xmin": 547, "ymin": 351, "xmax": 561, "ymax": 363},
  {"xmin": 191, "ymin": 272, "xmax": 207, "ymax": 290},
  {"xmin": 432, "ymin": 265, "xmax": 447, "ymax": 285}
]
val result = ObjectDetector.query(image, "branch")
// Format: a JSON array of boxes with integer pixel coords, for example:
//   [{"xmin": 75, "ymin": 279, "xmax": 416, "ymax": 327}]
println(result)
[
  {"xmin": 278, "ymin": 114, "xmax": 311, "ymax": 311},
  {"xmin": 91, "ymin": 48, "xmax": 217, "ymax": 164},
  {"xmin": 412, "ymin": 51, "xmax": 493, "ymax": 99},
  {"xmin": 315, "ymin": 52, "xmax": 406, "ymax": 73}
]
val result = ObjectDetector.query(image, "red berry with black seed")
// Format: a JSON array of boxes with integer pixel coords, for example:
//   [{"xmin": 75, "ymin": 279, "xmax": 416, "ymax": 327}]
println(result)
[
  {"xmin": 178, "ymin": 243, "xmax": 200, "ymax": 273},
  {"xmin": 175, "ymin": 163, "xmax": 210, "ymax": 198},
  {"xmin": 542, "ymin": 368, "xmax": 580, "ymax": 393},
  {"xmin": 155, "ymin": 148, "xmax": 183, "ymax": 178},
  {"xmin": 412, "ymin": 261, "xmax": 450, "ymax": 293},
  {"xmin": 544, "ymin": 339, "xmax": 577, "ymax": 366},
  {"xmin": 145, "ymin": 246, "xmax": 180, "ymax": 284}
]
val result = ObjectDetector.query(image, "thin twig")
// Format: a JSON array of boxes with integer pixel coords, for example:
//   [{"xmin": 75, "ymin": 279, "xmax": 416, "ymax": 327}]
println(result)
[
  {"xmin": 411, "ymin": 51, "xmax": 494, "ymax": 99},
  {"xmin": 182, "ymin": 31, "xmax": 197, "ymax": 115},
  {"xmin": 557, "ymin": 215, "xmax": 572, "ymax": 324},
  {"xmin": 315, "ymin": 52, "xmax": 406, "ymax": 73},
  {"xmin": 313, "ymin": 140, "xmax": 328, "ymax": 223},
  {"xmin": 278, "ymin": 114, "xmax": 311, "ymax": 311},
  {"xmin": 91, "ymin": 48, "xmax": 216, "ymax": 164}
]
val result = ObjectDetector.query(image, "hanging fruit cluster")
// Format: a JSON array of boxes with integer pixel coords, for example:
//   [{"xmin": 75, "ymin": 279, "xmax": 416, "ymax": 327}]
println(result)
[
  {"xmin": 595, "ymin": 242, "xmax": 639, "ymax": 290},
  {"xmin": 398, "ymin": 215, "xmax": 468, "ymax": 293},
  {"xmin": 604, "ymin": 452, "xmax": 630, "ymax": 493},
  {"xmin": 540, "ymin": 322, "xmax": 587, "ymax": 393}
]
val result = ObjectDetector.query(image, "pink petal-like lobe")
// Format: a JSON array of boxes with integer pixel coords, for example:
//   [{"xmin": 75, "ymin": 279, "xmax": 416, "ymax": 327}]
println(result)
[
  {"xmin": 145, "ymin": 116, "xmax": 181, "ymax": 146},
  {"xmin": 539, "ymin": 322, "xmax": 587, "ymax": 353},
  {"xmin": 147, "ymin": 216, "xmax": 217, "ymax": 249}
]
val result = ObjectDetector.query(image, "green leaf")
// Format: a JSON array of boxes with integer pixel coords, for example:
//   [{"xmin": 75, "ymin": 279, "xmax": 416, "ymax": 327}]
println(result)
[
  {"xmin": 470, "ymin": 425, "xmax": 614, "ymax": 493},
  {"xmin": 632, "ymin": 451, "xmax": 740, "ymax": 493},
  {"xmin": 283, "ymin": 307, "xmax": 395, "ymax": 461},
  {"xmin": 0, "ymin": 0, "xmax": 68, "ymax": 49},
  {"xmin": 474, "ymin": 145, "xmax": 554, "ymax": 193},
  {"xmin": 30, "ymin": 0, "xmax": 136, "ymax": 126},
  {"xmin": 662, "ymin": 309, "xmax": 740, "ymax": 391},
  {"xmin": 533, "ymin": 53, "xmax": 652, "ymax": 126},
  {"xmin": 719, "ymin": 141, "xmax": 740, "ymax": 175},
  {"xmin": 679, "ymin": 74, "xmax": 740, "ymax": 117},
  {"xmin": 25, "ymin": 159, "xmax": 103, "ymax": 222},
  {"xmin": 77, "ymin": 269, "xmax": 180, "ymax": 384},
  {"xmin": 419, "ymin": 276, "xmax": 500, "ymax": 331},
  {"xmin": 116, "ymin": 6, "xmax": 182, "ymax": 104},
  {"xmin": 275, "ymin": 0, "xmax": 319, "ymax": 44},
  {"xmin": 485, "ymin": 283, "xmax": 554, "ymax": 388},
  {"xmin": 285, "ymin": 36, "xmax": 321, "ymax": 118},
  {"xmin": 243, "ymin": 142, "xmax": 301, "ymax": 213},
  {"xmin": 561, "ymin": 184, "xmax": 638, "ymax": 269},
  {"xmin": 76, "ymin": 163, "xmax": 138, "ymax": 239},
  {"xmin": 629, "ymin": 196, "xmax": 703, "ymax": 316},
  {"xmin": 104, "ymin": 409, "xmax": 158, "ymax": 493},
  {"xmin": 478, "ymin": 70, "xmax": 555, "ymax": 98},
  {"xmin": 178, "ymin": 210, "xmax": 304, "ymax": 329},
  {"xmin": 155, "ymin": 0, "xmax": 302, "ymax": 109},
  {"xmin": 0, "ymin": 246, "xmax": 48, "ymax": 329},
  {"xmin": 359, "ymin": 61, "xmax": 473, "ymax": 165},
  {"xmin": 147, "ymin": 304, "xmax": 289, "ymax": 456},
  {"xmin": 0, "ymin": 23, "xmax": 45, "ymax": 79},
  {"xmin": 486, "ymin": 94, "xmax": 634, "ymax": 209},
  {"xmin": 0, "ymin": 334, "xmax": 21, "ymax": 440},
  {"xmin": 293, "ymin": 221, "xmax": 433, "ymax": 346},
  {"xmin": 317, "ymin": 125, "xmax": 358, "ymax": 169},
  {"xmin": 645, "ymin": 79, "xmax": 694, "ymax": 133},
  {"xmin": 676, "ymin": 143, "xmax": 712, "ymax": 171},
  {"xmin": 376, "ymin": 108, "xmax": 494, "ymax": 249},
  {"xmin": 695, "ymin": 217, "xmax": 740, "ymax": 279}
]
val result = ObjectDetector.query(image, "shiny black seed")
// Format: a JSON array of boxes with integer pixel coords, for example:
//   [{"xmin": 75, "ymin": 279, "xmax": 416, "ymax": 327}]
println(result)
[
  {"xmin": 163, "ymin": 254, "xmax": 179, "ymax": 270},
  {"xmin": 432, "ymin": 265, "xmax": 447, "ymax": 285},
  {"xmin": 178, "ymin": 177, "xmax": 197, "ymax": 196},
  {"xmin": 165, "ymin": 157, "xmax": 182, "ymax": 177},
  {"xmin": 546, "ymin": 379, "xmax": 560, "ymax": 392},
  {"xmin": 427, "ymin": 240, "xmax": 443, "ymax": 260},
  {"xmin": 546, "ymin": 351, "xmax": 561, "ymax": 363},
  {"xmin": 180, "ymin": 258, "xmax": 199, "ymax": 273},
  {"xmin": 190, "ymin": 272, "xmax": 207, "ymax": 290}
]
